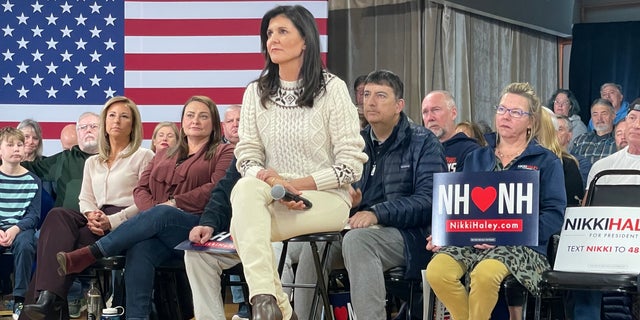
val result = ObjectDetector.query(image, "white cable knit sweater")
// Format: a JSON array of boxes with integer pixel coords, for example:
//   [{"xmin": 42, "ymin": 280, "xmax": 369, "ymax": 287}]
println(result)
[{"xmin": 235, "ymin": 72, "xmax": 368, "ymax": 202}]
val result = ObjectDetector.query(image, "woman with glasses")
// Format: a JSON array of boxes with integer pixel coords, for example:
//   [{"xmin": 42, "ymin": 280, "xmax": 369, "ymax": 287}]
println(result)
[
  {"xmin": 548, "ymin": 89, "xmax": 587, "ymax": 152},
  {"xmin": 22, "ymin": 97, "xmax": 154, "ymax": 319},
  {"xmin": 425, "ymin": 83, "xmax": 566, "ymax": 320}
]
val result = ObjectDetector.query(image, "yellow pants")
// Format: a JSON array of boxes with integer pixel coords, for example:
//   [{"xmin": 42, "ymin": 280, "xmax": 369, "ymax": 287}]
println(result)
[{"xmin": 426, "ymin": 253, "xmax": 510, "ymax": 320}]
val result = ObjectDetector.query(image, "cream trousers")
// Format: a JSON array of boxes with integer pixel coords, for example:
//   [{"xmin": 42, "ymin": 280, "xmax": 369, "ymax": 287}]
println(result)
[{"xmin": 230, "ymin": 176, "xmax": 349, "ymax": 319}]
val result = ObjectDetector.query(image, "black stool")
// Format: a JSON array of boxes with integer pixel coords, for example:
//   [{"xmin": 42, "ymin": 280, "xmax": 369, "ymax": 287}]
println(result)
[
  {"xmin": 384, "ymin": 266, "xmax": 421, "ymax": 320},
  {"xmin": 79, "ymin": 255, "xmax": 126, "ymax": 306},
  {"xmin": 152, "ymin": 258, "xmax": 194, "ymax": 320},
  {"xmin": 277, "ymin": 231, "xmax": 342, "ymax": 320}
]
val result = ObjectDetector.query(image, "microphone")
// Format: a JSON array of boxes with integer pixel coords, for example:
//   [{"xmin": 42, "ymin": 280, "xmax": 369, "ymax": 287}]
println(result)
[{"xmin": 270, "ymin": 184, "xmax": 313, "ymax": 209}]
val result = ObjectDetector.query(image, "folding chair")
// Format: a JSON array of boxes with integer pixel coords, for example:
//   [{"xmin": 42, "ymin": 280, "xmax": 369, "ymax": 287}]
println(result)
[{"xmin": 537, "ymin": 169, "xmax": 640, "ymax": 320}]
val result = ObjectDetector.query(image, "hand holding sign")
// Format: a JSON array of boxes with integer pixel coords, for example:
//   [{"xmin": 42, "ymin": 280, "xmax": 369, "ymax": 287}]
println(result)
[{"xmin": 432, "ymin": 171, "xmax": 540, "ymax": 246}]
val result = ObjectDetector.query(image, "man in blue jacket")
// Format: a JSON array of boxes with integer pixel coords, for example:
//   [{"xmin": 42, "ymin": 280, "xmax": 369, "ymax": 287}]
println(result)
[{"xmin": 342, "ymin": 70, "xmax": 447, "ymax": 319}]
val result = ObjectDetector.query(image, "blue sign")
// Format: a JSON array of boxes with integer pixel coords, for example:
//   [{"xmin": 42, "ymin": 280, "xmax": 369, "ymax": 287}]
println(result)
[{"xmin": 432, "ymin": 170, "xmax": 540, "ymax": 246}]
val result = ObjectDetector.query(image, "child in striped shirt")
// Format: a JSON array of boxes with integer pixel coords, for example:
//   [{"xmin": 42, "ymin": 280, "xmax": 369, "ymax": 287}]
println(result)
[{"xmin": 0, "ymin": 127, "xmax": 41, "ymax": 319}]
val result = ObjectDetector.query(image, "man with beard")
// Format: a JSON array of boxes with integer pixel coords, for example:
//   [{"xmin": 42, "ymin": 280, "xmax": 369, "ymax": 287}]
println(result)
[
  {"xmin": 614, "ymin": 120, "xmax": 629, "ymax": 150},
  {"xmin": 421, "ymin": 90, "xmax": 479, "ymax": 172},
  {"xmin": 571, "ymin": 99, "xmax": 617, "ymax": 165},
  {"xmin": 22, "ymin": 112, "xmax": 100, "ymax": 211}
]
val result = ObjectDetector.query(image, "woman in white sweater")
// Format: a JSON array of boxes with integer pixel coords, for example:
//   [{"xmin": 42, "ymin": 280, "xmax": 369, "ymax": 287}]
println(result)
[{"xmin": 229, "ymin": 5, "xmax": 368, "ymax": 320}]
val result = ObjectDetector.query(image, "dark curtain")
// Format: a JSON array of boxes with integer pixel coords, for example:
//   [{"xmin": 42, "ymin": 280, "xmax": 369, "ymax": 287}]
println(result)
[{"xmin": 570, "ymin": 22, "xmax": 640, "ymax": 124}]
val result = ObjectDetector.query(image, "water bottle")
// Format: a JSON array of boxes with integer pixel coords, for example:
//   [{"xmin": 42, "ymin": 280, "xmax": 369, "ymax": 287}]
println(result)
[{"xmin": 87, "ymin": 280, "xmax": 102, "ymax": 320}]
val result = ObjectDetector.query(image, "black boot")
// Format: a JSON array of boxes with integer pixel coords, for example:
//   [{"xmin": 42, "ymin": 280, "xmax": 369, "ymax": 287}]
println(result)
[
  {"xmin": 22, "ymin": 290, "xmax": 64, "ymax": 320},
  {"xmin": 251, "ymin": 294, "xmax": 282, "ymax": 320}
]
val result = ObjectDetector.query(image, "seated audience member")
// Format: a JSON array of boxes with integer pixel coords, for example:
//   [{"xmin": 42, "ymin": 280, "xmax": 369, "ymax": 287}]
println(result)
[
  {"xmin": 353, "ymin": 74, "xmax": 368, "ymax": 128},
  {"xmin": 22, "ymin": 97, "xmax": 154, "ymax": 319},
  {"xmin": 222, "ymin": 105, "xmax": 241, "ymax": 145},
  {"xmin": 184, "ymin": 160, "xmax": 242, "ymax": 320},
  {"xmin": 17, "ymin": 120, "xmax": 54, "ymax": 232},
  {"xmin": 150, "ymin": 121, "xmax": 179, "ymax": 152},
  {"xmin": 224, "ymin": 6, "xmax": 367, "ymax": 320},
  {"xmin": 455, "ymin": 121, "xmax": 488, "ymax": 146},
  {"xmin": 340, "ymin": 70, "xmax": 446, "ymax": 319},
  {"xmin": 571, "ymin": 98, "xmax": 617, "ymax": 165},
  {"xmin": 541, "ymin": 108, "xmax": 584, "ymax": 207},
  {"xmin": 17, "ymin": 119, "xmax": 44, "ymax": 162},
  {"xmin": 571, "ymin": 98, "xmax": 640, "ymax": 320},
  {"xmin": 548, "ymin": 89, "xmax": 587, "ymax": 152},
  {"xmin": 588, "ymin": 82, "xmax": 630, "ymax": 130},
  {"xmin": 57, "ymin": 96, "xmax": 234, "ymax": 319},
  {"xmin": 426, "ymin": 82, "xmax": 566, "ymax": 320},
  {"xmin": 614, "ymin": 119, "xmax": 629, "ymax": 150},
  {"xmin": 0, "ymin": 127, "xmax": 42, "ymax": 319},
  {"xmin": 422, "ymin": 90, "xmax": 479, "ymax": 172},
  {"xmin": 22, "ymin": 112, "xmax": 100, "ymax": 211},
  {"xmin": 59, "ymin": 124, "xmax": 78, "ymax": 151},
  {"xmin": 221, "ymin": 103, "xmax": 248, "ymax": 318},
  {"xmin": 556, "ymin": 115, "xmax": 590, "ymax": 190}
]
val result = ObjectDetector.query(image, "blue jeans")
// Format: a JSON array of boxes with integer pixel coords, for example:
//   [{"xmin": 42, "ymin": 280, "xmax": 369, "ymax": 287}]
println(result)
[
  {"xmin": 8, "ymin": 228, "xmax": 36, "ymax": 298},
  {"xmin": 572, "ymin": 290, "xmax": 601, "ymax": 320},
  {"xmin": 94, "ymin": 205, "xmax": 200, "ymax": 319},
  {"xmin": 230, "ymin": 275, "xmax": 245, "ymax": 303}
]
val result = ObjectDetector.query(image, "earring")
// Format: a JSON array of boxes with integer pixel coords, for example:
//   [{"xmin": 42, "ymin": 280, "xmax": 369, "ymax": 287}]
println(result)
[{"xmin": 526, "ymin": 128, "xmax": 532, "ymax": 137}]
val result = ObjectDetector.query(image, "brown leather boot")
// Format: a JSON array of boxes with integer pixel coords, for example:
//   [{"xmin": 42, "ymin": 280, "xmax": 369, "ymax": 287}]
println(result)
[
  {"xmin": 56, "ymin": 246, "xmax": 97, "ymax": 276},
  {"xmin": 251, "ymin": 294, "xmax": 282, "ymax": 320}
]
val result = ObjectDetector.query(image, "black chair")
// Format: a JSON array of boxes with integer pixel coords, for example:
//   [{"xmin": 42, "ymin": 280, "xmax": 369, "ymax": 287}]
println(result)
[
  {"xmin": 152, "ymin": 258, "xmax": 194, "ymax": 320},
  {"xmin": 503, "ymin": 233, "xmax": 562, "ymax": 320},
  {"xmin": 384, "ymin": 266, "xmax": 421, "ymax": 320},
  {"xmin": 277, "ymin": 231, "xmax": 343, "ymax": 320},
  {"xmin": 78, "ymin": 255, "xmax": 126, "ymax": 307},
  {"xmin": 537, "ymin": 169, "xmax": 640, "ymax": 320}
]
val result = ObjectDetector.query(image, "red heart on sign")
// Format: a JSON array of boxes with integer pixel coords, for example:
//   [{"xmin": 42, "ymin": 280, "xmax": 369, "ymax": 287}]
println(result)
[
  {"xmin": 471, "ymin": 186, "xmax": 497, "ymax": 212},
  {"xmin": 334, "ymin": 306, "xmax": 348, "ymax": 320}
]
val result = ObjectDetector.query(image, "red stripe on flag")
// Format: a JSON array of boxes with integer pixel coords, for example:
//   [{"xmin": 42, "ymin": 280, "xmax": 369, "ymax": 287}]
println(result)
[
  {"xmin": 0, "ymin": 122, "xmax": 75, "ymax": 140},
  {"xmin": 124, "ymin": 88, "xmax": 246, "ymax": 105},
  {"xmin": 125, "ymin": 18, "xmax": 327, "ymax": 36},
  {"xmin": 124, "ymin": 52, "xmax": 327, "ymax": 70},
  {"xmin": 125, "ymin": 53, "xmax": 266, "ymax": 70},
  {"xmin": 0, "ymin": 122, "xmax": 187, "ymax": 140}
]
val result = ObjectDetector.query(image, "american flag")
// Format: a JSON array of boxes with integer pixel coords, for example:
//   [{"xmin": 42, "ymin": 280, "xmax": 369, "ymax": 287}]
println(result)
[{"xmin": 0, "ymin": 0, "xmax": 328, "ymax": 155}]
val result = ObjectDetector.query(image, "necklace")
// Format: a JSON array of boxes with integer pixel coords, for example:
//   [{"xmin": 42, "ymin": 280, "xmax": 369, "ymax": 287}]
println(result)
[{"xmin": 495, "ymin": 147, "xmax": 525, "ymax": 159}]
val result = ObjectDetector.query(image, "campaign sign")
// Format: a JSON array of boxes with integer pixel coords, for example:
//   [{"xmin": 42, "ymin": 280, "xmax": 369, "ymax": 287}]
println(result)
[
  {"xmin": 174, "ymin": 231, "xmax": 237, "ymax": 254},
  {"xmin": 432, "ymin": 170, "xmax": 540, "ymax": 246},
  {"xmin": 554, "ymin": 207, "xmax": 640, "ymax": 274}
]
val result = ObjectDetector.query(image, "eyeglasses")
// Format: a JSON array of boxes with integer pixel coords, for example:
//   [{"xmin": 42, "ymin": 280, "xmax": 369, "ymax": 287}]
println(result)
[
  {"xmin": 495, "ymin": 105, "xmax": 530, "ymax": 118},
  {"xmin": 77, "ymin": 123, "xmax": 99, "ymax": 131},
  {"xmin": 553, "ymin": 99, "xmax": 570, "ymax": 107}
]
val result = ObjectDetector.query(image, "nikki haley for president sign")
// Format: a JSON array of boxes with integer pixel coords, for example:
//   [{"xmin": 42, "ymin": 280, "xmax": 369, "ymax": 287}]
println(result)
[{"xmin": 432, "ymin": 171, "xmax": 540, "ymax": 246}]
